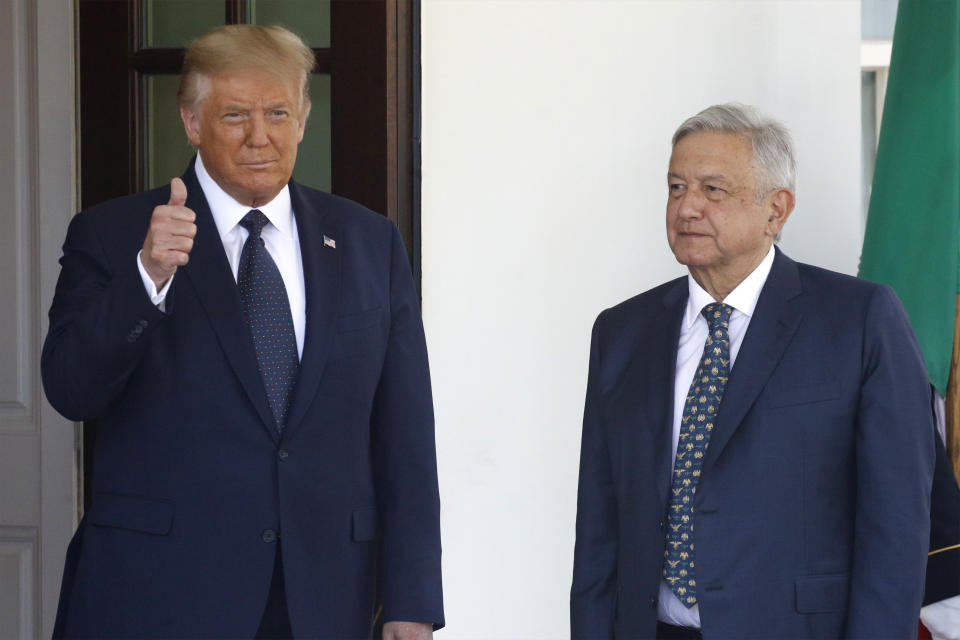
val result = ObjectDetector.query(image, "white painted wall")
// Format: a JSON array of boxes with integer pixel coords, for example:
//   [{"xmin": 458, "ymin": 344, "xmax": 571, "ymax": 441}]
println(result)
[{"xmin": 421, "ymin": 1, "xmax": 861, "ymax": 637}]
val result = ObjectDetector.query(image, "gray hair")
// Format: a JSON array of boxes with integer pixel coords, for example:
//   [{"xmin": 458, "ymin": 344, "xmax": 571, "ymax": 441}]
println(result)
[{"xmin": 672, "ymin": 103, "xmax": 797, "ymax": 202}]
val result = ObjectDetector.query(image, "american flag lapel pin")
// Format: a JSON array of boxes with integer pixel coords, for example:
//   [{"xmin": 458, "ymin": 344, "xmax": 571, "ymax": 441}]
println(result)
[{"xmin": 323, "ymin": 235, "xmax": 336, "ymax": 249}]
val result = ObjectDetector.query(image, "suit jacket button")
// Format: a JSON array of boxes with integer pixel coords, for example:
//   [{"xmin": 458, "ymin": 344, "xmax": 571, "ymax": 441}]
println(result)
[
  {"xmin": 649, "ymin": 596, "xmax": 657, "ymax": 609},
  {"xmin": 278, "ymin": 449, "xmax": 289, "ymax": 461},
  {"xmin": 262, "ymin": 529, "xmax": 277, "ymax": 543}
]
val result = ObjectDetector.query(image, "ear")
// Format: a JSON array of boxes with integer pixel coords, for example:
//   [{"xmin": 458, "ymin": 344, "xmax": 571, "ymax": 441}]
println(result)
[
  {"xmin": 180, "ymin": 106, "xmax": 202, "ymax": 147},
  {"xmin": 296, "ymin": 93, "xmax": 311, "ymax": 144},
  {"xmin": 766, "ymin": 188, "xmax": 795, "ymax": 237},
  {"xmin": 296, "ymin": 110, "xmax": 307, "ymax": 144}
]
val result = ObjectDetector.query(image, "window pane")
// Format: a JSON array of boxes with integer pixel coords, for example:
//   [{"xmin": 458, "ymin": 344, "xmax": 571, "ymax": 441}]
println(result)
[
  {"xmin": 145, "ymin": 75, "xmax": 195, "ymax": 189},
  {"xmin": 251, "ymin": 0, "xmax": 330, "ymax": 48},
  {"xmin": 144, "ymin": 0, "xmax": 223, "ymax": 48},
  {"xmin": 862, "ymin": 0, "xmax": 899, "ymax": 40},
  {"xmin": 292, "ymin": 74, "xmax": 332, "ymax": 192}
]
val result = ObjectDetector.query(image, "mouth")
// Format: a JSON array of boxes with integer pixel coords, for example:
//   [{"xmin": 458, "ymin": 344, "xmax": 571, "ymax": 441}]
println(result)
[{"xmin": 240, "ymin": 159, "xmax": 277, "ymax": 169}]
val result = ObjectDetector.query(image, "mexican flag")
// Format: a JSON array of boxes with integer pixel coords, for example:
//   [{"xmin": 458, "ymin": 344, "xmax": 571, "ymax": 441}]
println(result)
[{"xmin": 858, "ymin": 0, "xmax": 960, "ymax": 397}]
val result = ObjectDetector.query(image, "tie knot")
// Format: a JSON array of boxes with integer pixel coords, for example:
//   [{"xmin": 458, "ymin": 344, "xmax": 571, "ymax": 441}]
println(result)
[
  {"xmin": 240, "ymin": 209, "xmax": 269, "ymax": 238},
  {"xmin": 702, "ymin": 302, "xmax": 733, "ymax": 331}
]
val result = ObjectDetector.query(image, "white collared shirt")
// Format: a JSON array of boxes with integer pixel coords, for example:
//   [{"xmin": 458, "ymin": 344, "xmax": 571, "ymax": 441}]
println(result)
[
  {"xmin": 658, "ymin": 245, "xmax": 776, "ymax": 628},
  {"xmin": 137, "ymin": 153, "xmax": 306, "ymax": 358}
]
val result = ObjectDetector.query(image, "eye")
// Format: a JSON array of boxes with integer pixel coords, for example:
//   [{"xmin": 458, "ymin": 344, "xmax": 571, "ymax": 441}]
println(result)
[
  {"xmin": 669, "ymin": 182, "xmax": 686, "ymax": 195},
  {"xmin": 223, "ymin": 112, "xmax": 243, "ymax": 122},
  {"xmin": 269, "ymin": 109, "xmax": 289, "ymax": 119},
  {"xmin": 703, "ymin": 184, "xmax": 727, "ymax": 199}
]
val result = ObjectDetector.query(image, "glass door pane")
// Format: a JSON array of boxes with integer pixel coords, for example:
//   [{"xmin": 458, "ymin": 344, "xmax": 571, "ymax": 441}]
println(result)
[
  {"xmin": 144, "ymin": 0, "xmax": 224, "ymax": 48},
  {"xmin": 252, "ymin": 0, "xmax": 330, "ymax": 47},
  {"xmin": 292, "ymin": 74, "xmax": 332, "ymax": 192},
  {"xmin": 145, "ymin": 75, "xmax": 196, "ymax": 189}
]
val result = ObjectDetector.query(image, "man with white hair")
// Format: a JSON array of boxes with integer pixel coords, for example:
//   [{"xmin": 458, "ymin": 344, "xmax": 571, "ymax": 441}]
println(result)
[{"xmin": 571, "ymin": 103, "xmax": 934, "ymax": 639}]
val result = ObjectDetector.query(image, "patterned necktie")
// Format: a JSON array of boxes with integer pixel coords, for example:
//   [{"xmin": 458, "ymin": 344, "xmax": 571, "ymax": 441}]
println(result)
[
  {"xmin": 237, "ymin": 209, "xmax": 299, "ymax": 431},
  {"xmin": 663, "ymin": 302, "xmax": 734, "ymax": 607}
]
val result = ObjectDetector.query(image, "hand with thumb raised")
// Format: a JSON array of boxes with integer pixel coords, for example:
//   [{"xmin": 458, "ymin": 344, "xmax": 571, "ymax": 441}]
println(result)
[{"xmin": 141, "ymin": 178, "xmax": 197, "ymax": 290}]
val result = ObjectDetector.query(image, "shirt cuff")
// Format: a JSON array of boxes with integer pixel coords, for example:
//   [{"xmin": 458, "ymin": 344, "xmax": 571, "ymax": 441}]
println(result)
[
  {"xmin": 921, "ymin": 594, "xmax": 960, "ymax": 640},
  {"xmin": 137, "ymin": 250, "xmax": 173, "ymax": 312}
]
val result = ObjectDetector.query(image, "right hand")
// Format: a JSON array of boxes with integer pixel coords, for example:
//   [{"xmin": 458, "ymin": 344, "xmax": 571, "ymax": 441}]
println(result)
[{"xmin": 141, "ymin": 178, "xmax": 197, "ymax": 290}]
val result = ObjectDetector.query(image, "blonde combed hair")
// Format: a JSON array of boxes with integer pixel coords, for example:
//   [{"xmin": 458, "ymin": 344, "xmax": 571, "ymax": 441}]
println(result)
[{"xmin": 178, "ymin": 24, "xmax": 315, "ymax": 118}]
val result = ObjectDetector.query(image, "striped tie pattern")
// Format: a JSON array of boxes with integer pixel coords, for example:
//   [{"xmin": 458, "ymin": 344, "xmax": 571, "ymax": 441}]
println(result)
[
  {"xmin": 663, "ymin": 302, "xmax": 733, "ymax": 607},
  {"xmin": 237, "ymin": 209, "xmax": 299, "ymax": 431}
]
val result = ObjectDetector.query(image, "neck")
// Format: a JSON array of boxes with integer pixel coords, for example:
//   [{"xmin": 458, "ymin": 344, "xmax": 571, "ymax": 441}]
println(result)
[{"xmin": 688, "ymin": 246, "xmax": 772, "ymax": 302}]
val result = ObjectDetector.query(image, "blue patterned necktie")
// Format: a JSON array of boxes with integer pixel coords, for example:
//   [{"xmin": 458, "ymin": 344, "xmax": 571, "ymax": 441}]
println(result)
[
  {"xmin": 237, "ymin": 209, "xmax": 299, "ymax": 431},
  {"xmin": 663, "ymin": 302, "xmax": 733, "ymax": 607}
]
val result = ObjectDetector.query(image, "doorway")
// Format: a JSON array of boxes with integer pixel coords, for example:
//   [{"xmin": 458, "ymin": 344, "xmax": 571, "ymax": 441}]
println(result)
[{"xmin": 77, "ymin": 0, "xmax": 420, "ymax": 507}]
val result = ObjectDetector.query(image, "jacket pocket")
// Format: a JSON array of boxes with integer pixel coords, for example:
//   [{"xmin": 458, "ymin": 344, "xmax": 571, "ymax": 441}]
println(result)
[
  {"xmin": 351, "ymin": 507, "xmax": 379, "ymax": 542},
  {"xmin": 88, "ymin": 492, "xmax": 174, "ymax": 535},
  {"xmin": 337, "ymin": 307, "xmax": 383, "ymax": 333},
  {"xmin": 795, "ymin": 573, "xmax": 849, "ymax": 613},
  {"xmin": 769, "ymin": 380, "xmax": 840, "ymax": 408}
]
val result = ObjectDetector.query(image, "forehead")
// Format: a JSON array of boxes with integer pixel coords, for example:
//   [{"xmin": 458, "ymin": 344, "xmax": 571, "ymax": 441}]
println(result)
[
  {"xmin": 205, "ymin": 70, "xmax": 300, "ymax": 105},
  {"xmin": 669, "ymin": 131, "xmax": 754, "ymax": 179}
]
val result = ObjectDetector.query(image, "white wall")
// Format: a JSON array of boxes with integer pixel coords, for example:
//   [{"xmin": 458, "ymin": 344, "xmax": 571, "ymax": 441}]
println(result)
[{"xmin": 421, "ymin": 2, "xmax": 861, "ymax": 637}]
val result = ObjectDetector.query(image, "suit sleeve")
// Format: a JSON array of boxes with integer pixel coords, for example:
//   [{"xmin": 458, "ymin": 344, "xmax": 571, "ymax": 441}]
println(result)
[
  {"xmin": 41, "ymin": 208, "xmax": 166, "ymax": 421},
  {"xmin": 924, "ymin": 412, "xmax": 960, "ymax": 605},
  {"xmin": 845, "ymin": 285, "xmax": 936, "ymax": 638},
  {"xmin": 370, "ymin": 223, "xmax": 444, "ymax": 629},
  {"xmin": 571, "ymin": 312, "xmax": 618, "ymax": 639}
]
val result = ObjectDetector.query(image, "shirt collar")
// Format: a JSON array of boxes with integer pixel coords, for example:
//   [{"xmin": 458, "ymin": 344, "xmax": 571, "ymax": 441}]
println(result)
[
  {"xmin": 683, "ymin": 245, "xmax": 776, "ymax": 328},
  {"xmin": 194, "ymin": 152, "xmax": 293, "ymax": 238}
]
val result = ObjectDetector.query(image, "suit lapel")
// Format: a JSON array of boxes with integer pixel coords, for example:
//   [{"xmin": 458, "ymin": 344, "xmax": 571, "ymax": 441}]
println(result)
[
  {"xmin": 702, "ymin": 248, "xmax": 804, "ymax": 473},
  {"xmin": 283, "ymin": 183, "xmax": 341, "ymax": 438},
  {"xmin": 650, "ymin": 278, "xmax": 689, "ymax": 513},
  {"xmin": 177, "ymin": 161, "xmax": 279, "ymax": 442},
  {"xmin": 612, "ymin": 279, "xmax": 686, "ymax": 514},
  {"xmin": 652, "ymin": 282, "xmax": 688, "ymax": 511}
]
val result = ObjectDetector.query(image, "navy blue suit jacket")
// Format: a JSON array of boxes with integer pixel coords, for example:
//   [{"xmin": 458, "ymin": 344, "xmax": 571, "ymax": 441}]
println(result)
[
  {"xmin": 43, "ymin": 160, "xmax": 444, "ymax": 638},
  {"xmin": 571, "ymin": 249, "xmax": 935, "ymax": 639}
]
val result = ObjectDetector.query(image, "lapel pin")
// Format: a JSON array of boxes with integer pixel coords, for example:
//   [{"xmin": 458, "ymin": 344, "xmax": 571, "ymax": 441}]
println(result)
[{"xmin": 323, "ymin": 235, "xmax": 336, "ymax": 249}]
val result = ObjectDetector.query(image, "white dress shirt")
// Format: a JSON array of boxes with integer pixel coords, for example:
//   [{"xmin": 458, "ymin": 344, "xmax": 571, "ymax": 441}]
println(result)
[
  {"xmin": 137, "ymin": 153, "xmax": 306, "ymax": 358},
  {"xmin": 658, "ymin": 246, "xmax": 775, "ymax": 628}
]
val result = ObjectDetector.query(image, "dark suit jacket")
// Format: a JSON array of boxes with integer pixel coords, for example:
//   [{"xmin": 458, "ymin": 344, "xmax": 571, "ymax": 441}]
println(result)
[
  {"xmin": 42, "ymin": 160, "xmax": 443, "ymax": 638},
  {"xmin": 571, "ymin": 249, "xmax": 935, "ymax": 639},
  {"xmin": 926, "ymin": 418, "xmax": 960, "ymax": 605}
]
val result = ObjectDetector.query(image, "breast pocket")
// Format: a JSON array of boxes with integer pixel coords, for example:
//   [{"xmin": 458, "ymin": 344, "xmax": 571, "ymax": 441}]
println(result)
[
  {"xmin": 768, "ymin": 380, "xmax": 840, "ymax": 409},
  {"xmin": 333, "ymin": 307, "xmax": 384, "ymax": 359}
]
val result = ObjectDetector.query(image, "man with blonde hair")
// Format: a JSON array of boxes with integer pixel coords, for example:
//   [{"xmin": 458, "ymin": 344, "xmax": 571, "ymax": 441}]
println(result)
[{"xmin": 44, "ymin": 25, "xmax": 443, "ymax": 639}]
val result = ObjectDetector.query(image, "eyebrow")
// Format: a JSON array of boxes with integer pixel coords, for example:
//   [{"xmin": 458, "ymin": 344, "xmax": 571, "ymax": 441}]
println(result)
[
  {"xmin": 667, "ymin": 171, "xmax": 731, "ymax": 184},
  {"xmin": 220, "ymin": 101, "xmax": 293, "ymax": 112},
  {"xmin": 697, "ymin": 174, "xmax": 730, "ymax": 183}
]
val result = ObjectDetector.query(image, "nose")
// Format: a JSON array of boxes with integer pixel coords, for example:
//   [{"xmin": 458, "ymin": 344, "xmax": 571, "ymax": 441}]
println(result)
[
  {"xmin": 675, "ymin": 187, "xmax": 705, "ymax": 220},
  {"xmin": 245, "ymin": 113, "xmax": 269, "ymax": 148}
]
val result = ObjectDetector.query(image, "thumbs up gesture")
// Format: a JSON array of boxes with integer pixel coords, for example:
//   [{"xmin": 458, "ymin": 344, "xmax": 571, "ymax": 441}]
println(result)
[{"xmin": 141, "ymin": 178, "xmax": 197, "ymax": 290}]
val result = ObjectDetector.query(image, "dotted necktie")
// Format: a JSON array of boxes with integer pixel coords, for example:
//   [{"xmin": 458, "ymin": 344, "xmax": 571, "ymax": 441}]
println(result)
[
  {"xmin": 237, "ymin": 210, "xmax": 299, "ymax": 431},
  {"xmin": 663, "ymin": 302, "xmax": 733, "ymax": 607}
]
